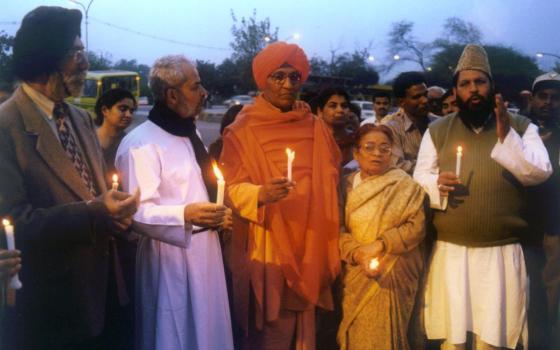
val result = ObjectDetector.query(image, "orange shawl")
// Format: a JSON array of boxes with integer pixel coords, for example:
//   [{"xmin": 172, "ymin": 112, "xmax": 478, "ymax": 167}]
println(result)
[{"xmin": 221, "ymin": 95, "xmax": 341, "ymax": 327}]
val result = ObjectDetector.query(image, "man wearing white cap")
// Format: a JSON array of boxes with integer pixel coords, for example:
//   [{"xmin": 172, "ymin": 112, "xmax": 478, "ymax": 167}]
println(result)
[
  {"xmin": 414, "ymin": 45, "xmax": 552, "ymax": 349},
  {"xmin": 525, "ymin": 71, "xmax": 560, "ymax": 349}
]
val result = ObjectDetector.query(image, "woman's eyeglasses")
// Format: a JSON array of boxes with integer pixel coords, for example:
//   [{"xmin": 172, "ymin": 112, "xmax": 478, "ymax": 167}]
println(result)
[{"xmin": 358, "ymin": 142, "xmax": 392, "ymax": 155}]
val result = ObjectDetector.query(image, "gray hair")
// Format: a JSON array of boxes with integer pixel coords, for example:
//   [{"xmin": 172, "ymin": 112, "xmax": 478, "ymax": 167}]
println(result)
[{"xmin": 149, "ymin": 54, "xmax": 195, "ymax": 102}]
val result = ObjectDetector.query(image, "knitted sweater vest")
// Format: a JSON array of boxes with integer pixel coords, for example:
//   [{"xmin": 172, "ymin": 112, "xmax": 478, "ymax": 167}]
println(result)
[{"xmin": 429, "ymin": 112, "xmax": 530, "ymax": 246}]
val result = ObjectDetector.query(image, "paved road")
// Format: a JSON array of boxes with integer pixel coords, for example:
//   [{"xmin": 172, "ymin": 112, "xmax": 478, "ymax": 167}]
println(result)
[{"xmin": 130, "ymin": 105, "xmax": 222, "ymax": 146}]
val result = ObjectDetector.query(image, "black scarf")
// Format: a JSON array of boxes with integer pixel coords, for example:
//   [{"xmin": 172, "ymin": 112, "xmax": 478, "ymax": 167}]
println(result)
[{"xmin": 148, "ymin": 102, "xmax": 217, "ymax": 201}]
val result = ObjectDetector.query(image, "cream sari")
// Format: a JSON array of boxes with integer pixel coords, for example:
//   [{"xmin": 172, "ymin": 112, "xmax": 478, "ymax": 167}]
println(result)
[{"xmin": 338, "ymin": 168, "xmax": 426, "ymax": 350}]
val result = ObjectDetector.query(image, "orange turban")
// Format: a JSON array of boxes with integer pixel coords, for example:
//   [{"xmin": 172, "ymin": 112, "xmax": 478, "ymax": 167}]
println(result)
[{"xmin": 252, "ymin": 41, "xmax": 310, "ymax": 90}]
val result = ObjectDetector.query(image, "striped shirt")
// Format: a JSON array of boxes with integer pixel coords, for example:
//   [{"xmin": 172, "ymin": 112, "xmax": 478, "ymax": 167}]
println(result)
[{"xmin": 383, "ymin": 108, "xmax": 438, "ymax": 174}]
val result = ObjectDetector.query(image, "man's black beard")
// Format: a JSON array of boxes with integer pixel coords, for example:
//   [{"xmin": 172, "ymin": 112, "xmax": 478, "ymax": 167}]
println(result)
[
  {"xmin": 530, "ymin": 108, "xmax": 560, "ymax": 131},
  {"xmin": 456, "ymin": 92, "xmax": 495, "ymax": 129}
]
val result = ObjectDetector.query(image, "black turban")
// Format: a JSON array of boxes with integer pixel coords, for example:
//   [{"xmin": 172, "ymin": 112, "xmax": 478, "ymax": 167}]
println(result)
[{"xmin": 13, "ymin": 6, "xmax": 82, "ymax": 81}]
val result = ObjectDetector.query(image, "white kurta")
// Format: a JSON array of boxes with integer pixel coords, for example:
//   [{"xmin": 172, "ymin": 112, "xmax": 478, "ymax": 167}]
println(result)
[
  {"xmin": 115, "ymin": 120, "xmax": 233, "ymax": 350},
  {"xmin": 413, "ymin": 123, "xmax": 552, "ymax": 348}
]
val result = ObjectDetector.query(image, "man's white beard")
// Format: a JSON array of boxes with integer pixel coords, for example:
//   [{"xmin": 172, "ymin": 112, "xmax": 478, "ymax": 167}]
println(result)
[{"xmin": 46, "ymin": 71, "xmax": 85, "ymax": 100}]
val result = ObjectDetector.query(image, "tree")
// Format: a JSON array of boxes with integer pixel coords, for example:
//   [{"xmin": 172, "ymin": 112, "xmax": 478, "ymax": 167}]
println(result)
[
  {"xmin": 0, "ymin": 31, "xmax": 14, "ymax": 86},
  {"xmin": 215, "ymin": 58, "xmax": 240, "ymax": 97},
  {"xmin": 386, "ymin": 21, "xmax": 433, "ymax": 72},
  {"xmin": 439, "ymin": 17, "xmax": 482, "ymax": 46},
  {"xmin": 229, "ymin": 10, "xmax": 278, "ymax": 93},
  {"xmin": 332, "ymin": 50, "xmax": 379, "ymax": 86},
  {"xmin": 196, "ymin": 59, "xmax": 226, "ymax": 102},
  {"xmin": 310, "ymin": 56, "xmax": 330, "ymax": 76},
  {"xmin": 310, "ymin": 49, "xmax": 379, "ymax": 86},
  {"xmin": 86, "ymin": 51, "xmax": 112, "ymax": 70}
]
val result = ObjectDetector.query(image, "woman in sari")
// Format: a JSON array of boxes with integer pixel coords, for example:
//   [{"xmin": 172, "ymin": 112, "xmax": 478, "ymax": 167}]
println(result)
[{"xmin": 338, "ymin": 124, "xmax": 426, "ymax": 350}]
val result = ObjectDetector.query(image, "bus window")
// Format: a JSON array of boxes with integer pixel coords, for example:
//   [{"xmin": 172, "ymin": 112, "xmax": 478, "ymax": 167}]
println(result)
[
  {"xmin": 82, "ymin": 80, "xmax": 98, "ymax": 98},
  {"xmin": 102, "ymin": 76, "xmax": 136, "ymax": 94}
]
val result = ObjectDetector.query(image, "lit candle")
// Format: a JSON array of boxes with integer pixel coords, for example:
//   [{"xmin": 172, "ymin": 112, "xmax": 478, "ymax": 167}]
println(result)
[
  {"xmin": 112, "ymin": 174, "xmax": 119, "ymax": 191},
  {"xmin": 212, "ymin": 162, "xmax": 225, "ymax": 206},
  {"xmin": 2, "ymin": 219, "xmax": 22, "ymax": 290},
  {"xmin": 369, "ymin": 257, "xmax": 379, "ymax": 270},
  {"xmin": 456, "ymin": 146, "xmax": 463, "ymax": 177},
  {"xmin": 286, "ymin": 148, "xmax": 295, "ymax": 182}
]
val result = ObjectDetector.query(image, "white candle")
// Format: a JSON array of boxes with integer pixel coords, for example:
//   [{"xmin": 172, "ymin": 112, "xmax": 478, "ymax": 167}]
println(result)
[
  {"xmin": 2, "ymin": 219, "xmax": 22, "ymax": 290},
  {"xmin": 369, "ymin": 258, "xmax": 379, "ymax": 270},
  {"xmin": 286, "ymin": 148, "xmax": 295, "ymax": 182},
  {"xmin": 112, "ymin": 174, "xmax": 119, "ymax": 191},
  {"xmin": 212, "ymin": 162, "xmax": 225, "ymax": 206},
  {"xmin": 455, "ymin": 146, "xmax": 463, "ymax": 177}
]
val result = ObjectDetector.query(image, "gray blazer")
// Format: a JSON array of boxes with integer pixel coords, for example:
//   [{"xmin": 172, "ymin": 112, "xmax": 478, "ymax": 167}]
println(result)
[{"xmin": 0, "ymin": 87, "xmax": 111, "ymax": 347}]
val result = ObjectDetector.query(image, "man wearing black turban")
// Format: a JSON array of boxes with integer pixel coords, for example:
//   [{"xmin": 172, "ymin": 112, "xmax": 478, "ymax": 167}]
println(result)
[{"xmin": 0, "ymin": 6, "xmax": 139, "ymax": 349}]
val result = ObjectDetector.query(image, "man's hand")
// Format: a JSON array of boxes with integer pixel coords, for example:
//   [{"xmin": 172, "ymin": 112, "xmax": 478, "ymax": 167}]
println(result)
[
  {"xmin": 437, "ymin": 171, "xmax": 461, "ymax": 196},
  {"xmin": 109, "ymin": 217, "xmax": 133, "ymax": 233},
  {"xmin": 184, "ymin": 202, "xmax": 229, "ymax": 229},
  {"xmin": 221, "ymin": 208, "xmax": 233, "ymax": 231},
  {"xmin": 495, "ymin": 93, "xmax": 511, "ymax": 143},
  {"xmin": 0, "ymin": 249, "xmax": 21, "ymax": 281},
  {"xmin": 90, "ymin": 187, "xmax": 140, "ymax": 219},
  {"xmin": 257, "ymin": 177, "xmax": 294, "ymax": 206}
]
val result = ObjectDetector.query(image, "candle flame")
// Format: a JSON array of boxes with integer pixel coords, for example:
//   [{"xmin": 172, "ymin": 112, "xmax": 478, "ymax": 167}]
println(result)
[
  {"xmin": 212, "ymin": 161, "xmax": 224, "ymax": 181},
  {"xmin": 457, "ymin": 146, "xmax": 463, "ymax": 154},
  {"xmin": 286, "ymin": 148, "xmax": 295, "ymax": 159},
  {"xmin": 369, "ymin": 258, "xmax": 379, "ymax": 270},
  {"xmin": 112, "ymin": 174, "xmax": 119, "ymax": 183},
  {"xmin": 2, "ymin": 219, "xmax": 10, "ymax": 226}
]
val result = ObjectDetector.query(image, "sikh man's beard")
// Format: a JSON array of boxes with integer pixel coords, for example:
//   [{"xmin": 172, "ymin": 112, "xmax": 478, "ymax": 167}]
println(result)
[
  {"xmin": 456, "ymin": 92, "xmax": 495, "ymax": 128},
  {"xmin": 47, "ymin": 71, "xmax": 86, "ymax": 99}
]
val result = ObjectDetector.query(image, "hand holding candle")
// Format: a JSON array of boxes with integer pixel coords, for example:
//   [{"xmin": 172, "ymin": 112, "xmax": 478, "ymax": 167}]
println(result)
[
  {"xmin": 112, "ymin": 174, "xmax": 119, "ymax": 191},
  {"xmin": 286, "ymin": 148, "xmax": 295, "ymax": 182},
  {"xmin": 455, "ymin": 146, "xmax": 463, "ymax": 177},
  {"xmin": 2, "ymin": 219, "xmax": 22, "ymax": 290},
  {"xmin": 212, "ymin": 161, "xmax": 225, "ymax": 206}
]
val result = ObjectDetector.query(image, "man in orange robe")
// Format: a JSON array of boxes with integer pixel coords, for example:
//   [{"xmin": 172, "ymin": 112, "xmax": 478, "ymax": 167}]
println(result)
[{"xmin": 220, "ymin": 41, "xmax": 341, "ymax": 349}]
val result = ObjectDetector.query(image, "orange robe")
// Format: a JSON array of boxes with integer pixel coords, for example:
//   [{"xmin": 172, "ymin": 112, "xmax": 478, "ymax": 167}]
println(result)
[{"xmin": 220, "ymin": 95, "xmax": 341, "ymax": 344}]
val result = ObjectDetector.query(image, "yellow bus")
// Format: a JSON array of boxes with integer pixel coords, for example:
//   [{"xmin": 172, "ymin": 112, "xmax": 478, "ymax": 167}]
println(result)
[{"xmin": 67, "ymin": 70, "xmax": 140, "ymax": 111}]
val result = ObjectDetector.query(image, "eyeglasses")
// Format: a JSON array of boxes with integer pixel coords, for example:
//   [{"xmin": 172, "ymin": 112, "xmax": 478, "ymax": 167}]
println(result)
[
  {"xmin": 66, "ymin": 47, "xmax": 87, "ymax": 62},
  {"xmin": 268, "ymin": 72, "xmax": 302, "ymax": 85},
  {"xmin": 358, "ymin": 142, "xmax": 392, "ymax": 155}
]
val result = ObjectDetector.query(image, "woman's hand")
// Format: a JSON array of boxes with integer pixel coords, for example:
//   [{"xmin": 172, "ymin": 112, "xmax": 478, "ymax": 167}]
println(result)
[{"xmin": 353, "ymin": 240, "xmax": 385, "ymax": 278}]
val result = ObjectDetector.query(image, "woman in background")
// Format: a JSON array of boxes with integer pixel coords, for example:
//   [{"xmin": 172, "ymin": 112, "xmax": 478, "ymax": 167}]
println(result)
[
  {"xmin": 94, "ymin": 87, "xmax": 138, "ymax": 350},
  {"xmin": 313, "ymin": 87, "xmax": 357, "ymax": 166},
  {"xmin": 95, "ymin": 88, "xmax": 137, "ymax": 178}
]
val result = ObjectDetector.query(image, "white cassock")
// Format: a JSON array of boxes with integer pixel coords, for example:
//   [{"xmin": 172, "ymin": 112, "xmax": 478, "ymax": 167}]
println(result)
[
  {"xmin": 413, "ymin": 123, "xmax": 552, "ymax": 349},
  {"xmin": 116, "ymin": 120, "xmax": 233, "ymax": 350}
]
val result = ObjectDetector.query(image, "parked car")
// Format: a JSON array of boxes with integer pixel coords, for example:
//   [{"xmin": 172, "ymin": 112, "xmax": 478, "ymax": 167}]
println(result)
[
  {"xmin": 351, "ymin": 100, "xmax": 375, "ymax": 120},
  {"xmin": 224, "ymin": 95, "xmax": 254, "ymax": 108}
]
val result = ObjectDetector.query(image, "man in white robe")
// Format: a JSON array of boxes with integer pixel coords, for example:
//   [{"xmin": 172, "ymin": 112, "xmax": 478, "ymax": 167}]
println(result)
[
  {"xmin": 116, "ymin": 55, "xmax": 234, "ymax": 350},
  {"xmin": 414, "ymin": 45, "xmax": 552, "ymax": 349}
]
